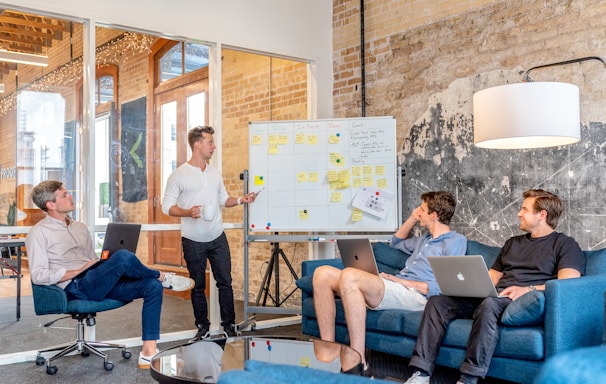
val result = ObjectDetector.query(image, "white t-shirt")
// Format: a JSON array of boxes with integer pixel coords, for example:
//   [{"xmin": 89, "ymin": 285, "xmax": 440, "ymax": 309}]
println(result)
[{"xmin": 162, "ymin": 162, "xmax": 230, "ymax": 242}]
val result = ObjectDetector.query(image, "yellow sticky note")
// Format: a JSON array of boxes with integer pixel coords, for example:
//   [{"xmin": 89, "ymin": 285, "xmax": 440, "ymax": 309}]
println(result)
[
  {"xmin": 308, "ymin": 135, "xmax": 318, "ymax": 145},
  {"xmin": 331, "ymin": 192, "xmax": 342, "ymax": 202},
  {"xmin": 295, "ymin": 134, "xmax": 305, "ymax": 144},
  {"xmin": 297, "ymin": 172, "xmax": 308, "ymax": 183},
  {"xmin": 328, "ymin": 181, "xmax": 339, "ymax": 190},
  {"xmin": 308, "ymin": 172, "xmax": 319, "ymax": 183},
  {"xmin": 339, "ymin": 170, "xmax": 350, "ymax": 182},
  {"xmin": 363, "ymin": 176, "xmax": 373, "ymax": 186},
  {"xmin": 353, "ymin": 178, "xmax": 362, "ymax": 188},
  {"xmin": 300, "ymin": 357, "xmax": 311, "ymax": 368},
  {"xmin": 377, "ymin": 178, "xmax": 387, "ymax": 189},
  {"xmin": 278, "ymin": 135, "xmax": 289, "ymax": 145},
  {"xmin": 268, "ymin": 144, "xmax": 279, "ymax": 154},
  {"xmin": 363, "ymin": 165, "xmax": 373, "ymax": 175},
  {"xmin": 299, "ymin": 209, "xmax": 309, "ymax": 220},
  {"xmin": 327, "ymin": 170, "xmax": 338, "ymax": 182},
  {"xmin": 251, "ymin": 135, "xmax": 262, "ymax": 145},
  {"xmin": 352, "ymin": 166, "xmax": 362, "ymax": 177},
  {"xmin": 268, "ymin": 135, "xmax": 279, "ymax": 145},
  {"xmin": 254, "ymin": 176, "xmax": 265, "ymax": 186},
  {"xmin": 375, "ymin": 165, "xmax": 385, "ymax": 175},
  {"xmin": 328, "ymin": 134, "xmax": 340, "ymax": 144},
  {"xmin": 352, "ymin": 208, "xmax": 363, "ymax": 222}
]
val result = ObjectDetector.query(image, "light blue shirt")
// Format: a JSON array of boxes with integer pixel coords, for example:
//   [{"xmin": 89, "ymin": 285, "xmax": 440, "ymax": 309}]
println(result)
[{"xmin": 390, "ymin": 231, "xmax": 467, "ymax": 297}]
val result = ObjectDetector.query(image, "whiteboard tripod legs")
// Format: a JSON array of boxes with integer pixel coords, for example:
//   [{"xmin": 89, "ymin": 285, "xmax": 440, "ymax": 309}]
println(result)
[{"xmin": 255, "ymin": 242, "xmax": 299, "ymax": 307}]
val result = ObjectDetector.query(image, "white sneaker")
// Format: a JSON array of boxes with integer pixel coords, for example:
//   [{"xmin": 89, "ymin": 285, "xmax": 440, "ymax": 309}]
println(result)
[
  {"xmin": 138, "ymin": 349, "xmax": 159, "ymax": 369},
  {"xmin": 161, "ymin": 272, "xmax": 194, "ymax": 291},
  {"xmin": 404, "ymin": 371, "xmax": 430, "ymax": 384}
]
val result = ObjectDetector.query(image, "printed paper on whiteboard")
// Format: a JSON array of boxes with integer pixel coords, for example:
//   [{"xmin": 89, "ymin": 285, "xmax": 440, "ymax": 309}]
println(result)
[{"xmin": 351, "ymin": 187, "xmax": 394, "ymax": 220}]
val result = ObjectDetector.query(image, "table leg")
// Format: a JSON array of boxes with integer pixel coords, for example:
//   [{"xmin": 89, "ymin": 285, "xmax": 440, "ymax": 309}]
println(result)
[{"xmin": 16, "ymin": 247, "xmax": 20, "ymax": 321}]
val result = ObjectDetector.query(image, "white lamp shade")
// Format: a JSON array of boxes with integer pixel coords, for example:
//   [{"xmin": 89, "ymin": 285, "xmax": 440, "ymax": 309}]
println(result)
[{"xmin": 473, "ymin": 82, "xmax": 580, "ymax": 149}]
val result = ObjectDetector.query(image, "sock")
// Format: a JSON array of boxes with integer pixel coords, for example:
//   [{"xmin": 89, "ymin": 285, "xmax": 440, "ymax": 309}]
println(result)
[{"xmin": 459, "ymin": 373, "xmax": 479, "ymax": 384}]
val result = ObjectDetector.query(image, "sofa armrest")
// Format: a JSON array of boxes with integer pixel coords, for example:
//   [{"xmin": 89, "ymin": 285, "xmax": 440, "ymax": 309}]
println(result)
[
  {"xmin": 544, "ymin": 274, "xmax": 606, "ymax": 356},
  {"xmin": 301, "ymin": 258, "xmax": 344, "ymax": 277}
]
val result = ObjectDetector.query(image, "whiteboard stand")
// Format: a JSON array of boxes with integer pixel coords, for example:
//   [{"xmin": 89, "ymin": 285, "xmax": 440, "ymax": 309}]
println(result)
[
  {"xmin": 255, "ymin": 240, "xmax": 299, "ymax": 307},
  {"xmin": 239, "ymin": 170, "xmax": 302, "ymax": 332}
]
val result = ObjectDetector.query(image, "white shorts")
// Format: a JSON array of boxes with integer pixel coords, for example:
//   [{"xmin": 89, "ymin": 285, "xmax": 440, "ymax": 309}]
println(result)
[{"xmin": 369, "ymin": 277, "xmax": 427, "ymax": 312}]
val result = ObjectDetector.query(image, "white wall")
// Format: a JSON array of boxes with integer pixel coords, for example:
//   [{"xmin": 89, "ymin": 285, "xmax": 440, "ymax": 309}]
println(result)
[{"xmin": 1, "ymin": 0, "xmax": 334, "ymax": 118}]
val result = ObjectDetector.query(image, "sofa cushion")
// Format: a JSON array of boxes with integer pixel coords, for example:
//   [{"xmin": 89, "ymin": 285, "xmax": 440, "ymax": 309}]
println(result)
[
  {"xmin": 243, "ymin": 360, "xmax": 395, "ymax": 384},
  {"xmin": 584, "ymin": 248, "xmax": 606, "ymax": 276},
  {"xmin": 296, "ymin": 275, "xmax": 314, "ymax": 296},
  {"xmin": 372, "ymin": 242, "xmax": 409, "ymax": 274},
  {"xmin": 465, "ymin": 240, "xmax": 501, "ymax": 267},
  {"xmin": 501, "ymin": 290, "xmax": 545, "ymax": 326}
]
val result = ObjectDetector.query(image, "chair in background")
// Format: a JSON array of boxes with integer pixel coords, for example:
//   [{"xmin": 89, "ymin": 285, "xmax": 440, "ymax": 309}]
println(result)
[{"xmin": 31, "ymin": 282, "xmax": 132, "ymax": 375}]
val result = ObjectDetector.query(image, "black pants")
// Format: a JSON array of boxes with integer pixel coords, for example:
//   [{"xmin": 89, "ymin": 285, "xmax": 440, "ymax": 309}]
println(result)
[
  {"xmin": 409, "ymin": 295, "xmax": 511, "ymax": 378},
  {"xmin": 182, "ymin": 232, "xmax": 235, "ymax": 328}
]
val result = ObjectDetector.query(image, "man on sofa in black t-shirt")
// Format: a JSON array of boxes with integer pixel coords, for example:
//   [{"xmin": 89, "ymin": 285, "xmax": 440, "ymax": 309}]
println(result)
[{"xmin": 404, "ymin": 189, "xmax": 585, "ymax": 384}]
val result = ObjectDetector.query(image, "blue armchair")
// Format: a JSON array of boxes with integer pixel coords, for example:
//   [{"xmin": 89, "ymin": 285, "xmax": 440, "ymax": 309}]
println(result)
[{"xmin": 31, "ymin": 282, "xmax": 132, "ymax": 375}]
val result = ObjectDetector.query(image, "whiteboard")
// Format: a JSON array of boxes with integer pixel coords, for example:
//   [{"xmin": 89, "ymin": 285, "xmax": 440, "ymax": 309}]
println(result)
[{"xmin": 248, "ymin": 117, "xmax": 398, "ymax": 232}]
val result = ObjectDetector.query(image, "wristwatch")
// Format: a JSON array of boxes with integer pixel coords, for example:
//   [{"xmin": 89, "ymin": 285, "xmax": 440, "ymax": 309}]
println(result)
[{"xmin": 528, "ymin": 285, "xmax": 536, "ymax": 291}]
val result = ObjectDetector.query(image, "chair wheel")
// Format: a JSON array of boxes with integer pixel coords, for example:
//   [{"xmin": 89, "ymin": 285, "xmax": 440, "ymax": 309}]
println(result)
[
  {"xmin": 46, "ymin": 365, "xmax": 58, "ymax": 375},
  {"xmin": 104, "ymin": 361, "xmax": 114, "ymax": 371},
  {"xmin": 81, "ymin": 350, "xmax": 90, "ymax": 357},
  {"xmin": 35, "ymin": 356, "xmax": 45, "ymax": 366},
  {"xmin": 122, "ymin": 350, "xmax": 131, "ymax": 359}
]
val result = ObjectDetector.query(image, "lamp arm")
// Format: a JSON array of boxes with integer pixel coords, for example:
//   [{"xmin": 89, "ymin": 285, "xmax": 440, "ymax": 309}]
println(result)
[{"xmin": 523, "ymin": 56, "xmax": 606, "ymax": 82}]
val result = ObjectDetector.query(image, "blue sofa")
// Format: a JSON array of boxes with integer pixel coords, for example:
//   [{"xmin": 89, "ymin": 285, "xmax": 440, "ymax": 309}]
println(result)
[
  {"xmin": 296, "ymin": 240, "xmax": 606, "ymax": 384},
  {"xmin": 218, "ymin": 360, "xmax": 394, "ymax": 384},
  {"xmin": 532, "ymin": 292, "xmax": 606, "ymax": 384}
]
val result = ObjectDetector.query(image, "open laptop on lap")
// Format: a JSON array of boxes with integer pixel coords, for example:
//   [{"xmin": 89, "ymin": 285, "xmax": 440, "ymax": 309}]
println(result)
[
  {"xmin": 337, "ymin": 238, "xmax": 380, "ymax": 276},
  {"xmin": 428, "ymin": 255, "xmax": 499, "ymax": 298},
  {"xmin": 74, "ymin": 223, "xmax": 141, "ymax": 279}
]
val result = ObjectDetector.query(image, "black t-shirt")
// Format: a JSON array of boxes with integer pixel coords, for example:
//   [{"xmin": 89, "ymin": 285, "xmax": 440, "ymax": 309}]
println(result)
[{"xmin": 492, "ymin": 232, "xmax": 585, "ymax": 291}]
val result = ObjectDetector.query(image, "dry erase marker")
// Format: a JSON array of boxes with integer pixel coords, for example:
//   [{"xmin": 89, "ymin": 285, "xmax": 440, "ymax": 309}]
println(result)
[{"xmin": 254, "ymin": 188, "xmax": 265, "ymax": 196}]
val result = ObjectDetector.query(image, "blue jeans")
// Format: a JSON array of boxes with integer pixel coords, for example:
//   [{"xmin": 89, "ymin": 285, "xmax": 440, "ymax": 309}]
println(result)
[
  {"xmin": 64, "ymin": 249, "xmax": 163, "ymax": 341},
  {"xmin": 409, "ymin": 295, "xmax": 511, "ymax": 378},
  {"xmin": 182, "ymin": 232, "xmax": 235, "ymax": 328}
]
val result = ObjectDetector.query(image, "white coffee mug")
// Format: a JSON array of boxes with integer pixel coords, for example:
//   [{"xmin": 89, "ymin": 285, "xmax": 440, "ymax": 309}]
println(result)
[{"xmin": 203, "ymin": 204, "xmax": 216, "ymax": 221}]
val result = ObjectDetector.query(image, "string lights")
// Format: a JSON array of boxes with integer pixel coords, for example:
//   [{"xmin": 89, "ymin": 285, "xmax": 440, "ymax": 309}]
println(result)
[{"xmin": 0, "ymin": 32, "xmax": 154, "ymax": 116}]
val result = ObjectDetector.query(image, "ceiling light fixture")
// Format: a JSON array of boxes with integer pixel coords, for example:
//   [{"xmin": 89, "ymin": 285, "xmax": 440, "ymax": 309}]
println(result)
[
  {"xmin": 473, "ymin": 56, "xmax": 606, "ymax": 149},
  {"xmin": 0, "ymin": 50, "xmax": 48, "ymax": 67}
]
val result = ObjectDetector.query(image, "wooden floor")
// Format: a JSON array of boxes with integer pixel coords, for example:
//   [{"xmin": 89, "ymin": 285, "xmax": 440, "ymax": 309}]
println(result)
[{"xmin": 0, "ymin": 260, "xmax": 31, "ymax": 298}]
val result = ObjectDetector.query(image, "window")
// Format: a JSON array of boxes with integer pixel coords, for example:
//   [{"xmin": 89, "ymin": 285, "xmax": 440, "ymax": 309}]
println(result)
[{"xmin": 159, "ymin": 42, "xmax": 208, "ymax": 83}]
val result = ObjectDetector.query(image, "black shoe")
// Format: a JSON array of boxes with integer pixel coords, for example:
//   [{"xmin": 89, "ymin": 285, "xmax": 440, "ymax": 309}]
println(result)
[
  {"xmin": 223, "ymin": 323, "xmax": 237, "ymax": 337},
  {"xmin": 190, "ymin": 324, "xmax": 210, "ymax": 342}
]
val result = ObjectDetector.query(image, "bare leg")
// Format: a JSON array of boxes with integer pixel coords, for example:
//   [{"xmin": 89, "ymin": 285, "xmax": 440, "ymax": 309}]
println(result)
[
  {"xmin": 339, "ymin": 267, "xmax": 385, "ymax": 367},
  {"xmin": 142, "ymin": 340, "xmax": 158, "ymax": 356},
  {"xmin": 313, "ymin": 265, "xmax": 343, "ymax": 342}
]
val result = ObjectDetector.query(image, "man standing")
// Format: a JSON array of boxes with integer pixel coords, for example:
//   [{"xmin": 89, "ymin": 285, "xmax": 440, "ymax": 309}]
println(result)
[
  {"xmin": 162, "ymin": 126, "xmax": 257, "ymax": 341},
  {"xmin": 404, "ymin": 189, "xmax": 585, "ymax": 384},
  {"xmin": 313, "ymin": 191, "xmax": 467, "ymax": 375},
  {"xmin": 26, "ymin": 180, "xmax": 194, "ymax": 369}
]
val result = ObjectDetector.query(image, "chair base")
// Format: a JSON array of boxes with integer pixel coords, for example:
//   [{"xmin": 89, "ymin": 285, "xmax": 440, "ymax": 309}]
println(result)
[{"xmin": 36, "ymin": 314, "xmax": 131, "ymax": 375}]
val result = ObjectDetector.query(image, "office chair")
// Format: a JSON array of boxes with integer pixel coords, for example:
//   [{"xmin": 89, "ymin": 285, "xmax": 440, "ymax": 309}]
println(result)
[{"xmin": 31, "ymin": 282, "xmax": 132, "ymax": 375}]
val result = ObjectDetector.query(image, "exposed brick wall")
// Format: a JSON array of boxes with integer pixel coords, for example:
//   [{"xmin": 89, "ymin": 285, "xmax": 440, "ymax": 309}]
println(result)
[
  {"xmin": 221, "ymin": 49, "xmax": 308, "ymax": 305},
  {"xmin": 332, "ymin": 0, "xmax": 606, "ymax": 247}
]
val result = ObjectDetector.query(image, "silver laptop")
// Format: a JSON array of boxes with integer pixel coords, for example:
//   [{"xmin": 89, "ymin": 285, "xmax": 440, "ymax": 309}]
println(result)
[
  {"xmin": 428, "ymin": 255, "xmax": 499, "ymax": 298},
  {"xmin": 337, "ymin": 239, "xmax": 379, "ymax": 276}
]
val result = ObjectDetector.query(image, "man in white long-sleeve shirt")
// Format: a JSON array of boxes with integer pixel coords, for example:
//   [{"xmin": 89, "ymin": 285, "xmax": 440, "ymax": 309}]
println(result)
[{"xmin": 162, "ymin": 126, "xmax": 257, "ymax": 341}]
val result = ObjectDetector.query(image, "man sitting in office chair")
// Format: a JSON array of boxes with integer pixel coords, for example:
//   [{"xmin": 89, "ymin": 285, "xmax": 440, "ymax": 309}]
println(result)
[{"xmin": 25, "ymin": 180, "xmax": 195, "ymax": 369}]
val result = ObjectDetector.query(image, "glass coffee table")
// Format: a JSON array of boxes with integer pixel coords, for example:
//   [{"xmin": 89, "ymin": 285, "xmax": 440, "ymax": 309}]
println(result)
[{"xmin": 150, "ymin": 335, "xmax": 362, "ymax": 383}]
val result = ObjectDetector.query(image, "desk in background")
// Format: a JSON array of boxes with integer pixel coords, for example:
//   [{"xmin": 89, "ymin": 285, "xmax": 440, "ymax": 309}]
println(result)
[{"xmin": 0, "ymin": 238, "xmax": 25, "ymax": 321}]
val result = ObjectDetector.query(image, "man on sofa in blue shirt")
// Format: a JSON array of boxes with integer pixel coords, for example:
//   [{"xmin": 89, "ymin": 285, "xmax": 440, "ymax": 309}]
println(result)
[
  {"xmin": 403, "ymin": 189, "xmax": 585, "ymax": 384},
  {"xmin": 312, "ymin": 191, "xmax": 467, "ymax": 376}
]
